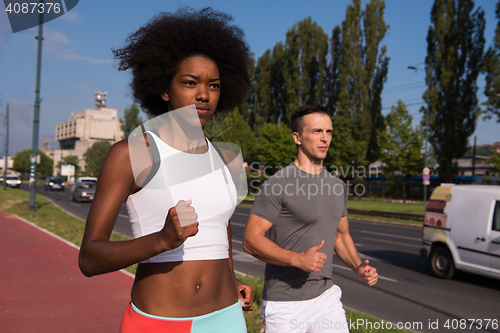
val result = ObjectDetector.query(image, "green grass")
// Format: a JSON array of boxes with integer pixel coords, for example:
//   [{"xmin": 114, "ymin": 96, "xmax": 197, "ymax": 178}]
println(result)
[
  {"xmin": 345, "ymin": 308, "xmax": 417, "ymax": 333},
  {"xmin": 347, "ymin": 199, "xmax": 426, "ymax": 215},
  {"xmin": 235, "ymin": 273, "xmax": 265, "ymax": 333},
  {"xmin": 0, "ymin": 187, "xmax": 137, "ymax": 274},
  {"xmin": 1, "ymin": 187, "xmax": 412, "ymax": 333},
  {"xmin": 348, "ymin": 214, "xmax": 422, "ymax": 226}
]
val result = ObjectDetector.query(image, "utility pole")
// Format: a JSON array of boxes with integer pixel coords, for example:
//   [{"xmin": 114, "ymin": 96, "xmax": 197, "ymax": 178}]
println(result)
[
  {"xmin": 472, "ymin": 136, "xmax": 476, "ymax": 177},
  {"xmin": 29, "ymin": 4, "xmax": 43, "ymax": 210},
  {"xmin": 3, "ymin": 102, "xmax": 9, "ymax": 190},
  {"xmin": 408, "ymin": 63, "xmax": 431, "ymax": 205}
]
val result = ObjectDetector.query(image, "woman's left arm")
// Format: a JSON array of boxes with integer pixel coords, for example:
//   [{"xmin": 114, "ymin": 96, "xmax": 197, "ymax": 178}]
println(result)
[{"xmin": 227, "ymin": 223, "xmax": 254, "ymax": 311}]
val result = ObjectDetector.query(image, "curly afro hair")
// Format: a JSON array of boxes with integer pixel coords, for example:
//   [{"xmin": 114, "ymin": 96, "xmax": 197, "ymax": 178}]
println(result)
[{"xmin": 113, "ymin": 7, "xmax": 254, "ymax": 117}]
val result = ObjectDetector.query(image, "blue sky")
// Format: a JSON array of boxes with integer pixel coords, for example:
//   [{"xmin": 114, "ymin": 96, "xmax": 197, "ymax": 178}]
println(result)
[{"xmin": 0, "ymin": 0, "xmax": 498, "ymax": 155}]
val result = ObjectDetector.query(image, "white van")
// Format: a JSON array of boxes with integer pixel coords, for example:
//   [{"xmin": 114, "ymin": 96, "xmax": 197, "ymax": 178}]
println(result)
[{"xmin": 420, "ymin": 184, "xmax": 500, "ymax": 279}]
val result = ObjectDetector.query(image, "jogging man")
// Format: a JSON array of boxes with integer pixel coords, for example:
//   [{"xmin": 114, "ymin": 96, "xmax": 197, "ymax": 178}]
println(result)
[{"xmin": 243, "ymin": 104, "xmax": 378, "ymax": 333}]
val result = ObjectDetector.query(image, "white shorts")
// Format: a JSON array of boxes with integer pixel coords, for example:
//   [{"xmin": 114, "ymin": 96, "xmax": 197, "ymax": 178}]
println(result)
[{"xmin": 262, "ymin": 285, "xmax": 349, "ymax": 333}]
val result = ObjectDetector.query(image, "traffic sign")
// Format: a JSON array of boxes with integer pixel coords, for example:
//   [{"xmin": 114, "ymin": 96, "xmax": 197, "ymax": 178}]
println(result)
[
  {"xmin": 423, "ymin": 180, "xmax": 430, "ymax": 185},
  {"xmin": 423, "ymin": 167, "xmax": 430, "ymax": 175},
  {"xmin": 423, "ymin": 174, "xmax": 430, "ymax": 181}
]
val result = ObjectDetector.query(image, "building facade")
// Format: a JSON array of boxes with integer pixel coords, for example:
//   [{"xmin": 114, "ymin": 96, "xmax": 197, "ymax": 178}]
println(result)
[{"xmin": 47, "ymin": 107, "xmax": 123, "ymax": 176}]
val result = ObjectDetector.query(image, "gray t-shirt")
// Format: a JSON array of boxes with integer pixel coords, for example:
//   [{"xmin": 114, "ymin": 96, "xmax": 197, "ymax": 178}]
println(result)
[{"xmin": 250, "ymin": 163, "xmax": 347, "ymax": 301}]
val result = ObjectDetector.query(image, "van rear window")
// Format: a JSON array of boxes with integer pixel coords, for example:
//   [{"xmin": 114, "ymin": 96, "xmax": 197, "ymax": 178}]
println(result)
[{"xmin": 493, "ymin": 201, "xmax": 500, "ymax": 232}]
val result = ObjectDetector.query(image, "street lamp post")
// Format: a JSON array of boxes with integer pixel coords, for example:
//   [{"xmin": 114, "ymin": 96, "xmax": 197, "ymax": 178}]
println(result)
[
  {"xmin": 408, "ymin": 64, "xmax": 431, "ymax": 205},
  {"xmin": 30, "ymin": 6, "xmax": 44, "ymax": 210}
]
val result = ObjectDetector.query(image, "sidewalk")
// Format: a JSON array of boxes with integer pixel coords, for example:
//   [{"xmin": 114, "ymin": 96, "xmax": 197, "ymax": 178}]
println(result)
[{"xmin": 0, "ymin": 209, "xmax": 134, "ymax": 333}]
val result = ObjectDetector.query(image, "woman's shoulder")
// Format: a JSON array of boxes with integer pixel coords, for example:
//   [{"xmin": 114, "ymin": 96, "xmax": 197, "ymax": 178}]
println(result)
[
  {"xmin": 109, "ymin": 134, "xmax": 152, "ymax": 162},
  {"xmin": 105, "ymin": 138, "xmax": 131, "ymax": 163}
]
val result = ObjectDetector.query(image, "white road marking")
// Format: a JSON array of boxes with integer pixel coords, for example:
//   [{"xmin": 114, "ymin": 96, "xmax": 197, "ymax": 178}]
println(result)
[
  {"xmin": 232, "ymin": 239, "xmax": 243, "ymax": 244},
  {"xmin": 230, "ymin": 221, "xmax": 246, "ymax": 227},
  {"xmin": 69, "ymin": 203, "xmax": 80, "ymax": 207},
  {"xmin": 360, "ymin": 230, "xmax": 420, "ymax": 241},
  {"xmin": 332, "ymin": 264, "xmax": 398, "ymax": 282},
  {"xmin": 378, "ymin": 275, "xmax": 399, "ymax": 282},
  {"xmin": 118, "ymin": 214, "xmax": 128, "ymax": 219}
]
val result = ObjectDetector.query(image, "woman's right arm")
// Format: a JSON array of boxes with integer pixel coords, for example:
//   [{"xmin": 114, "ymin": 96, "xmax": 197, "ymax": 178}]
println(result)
[{"xmin": 78, "ymin": 140, "xmax": 198, "ymax": 277}]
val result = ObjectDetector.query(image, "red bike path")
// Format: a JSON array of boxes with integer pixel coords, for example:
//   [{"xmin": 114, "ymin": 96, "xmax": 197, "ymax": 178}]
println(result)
[{"xmin": 0, "ymin": 209, "xmax": 134, "ymax": 333}]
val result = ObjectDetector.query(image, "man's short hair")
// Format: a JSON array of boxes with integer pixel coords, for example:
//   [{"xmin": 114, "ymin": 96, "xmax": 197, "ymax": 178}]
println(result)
[{"xmin": 290, "ymin": 104, "xmax": 330, "ymax": 133}]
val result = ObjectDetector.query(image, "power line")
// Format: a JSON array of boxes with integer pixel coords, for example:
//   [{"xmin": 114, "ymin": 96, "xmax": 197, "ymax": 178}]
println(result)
[
  {"xmin": 382, "ymin": 84, "xmax": 426, "ymax": 94},
  {"xmin": 382, "ymin": 101, "xmax": 426, "ymax": 111},
  {"xmin": 383, "ymin": 81, "xmax": 424, "ymax": 92}
]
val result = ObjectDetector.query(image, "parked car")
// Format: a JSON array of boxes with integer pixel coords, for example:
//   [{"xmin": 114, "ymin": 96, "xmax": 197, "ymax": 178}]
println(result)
[
  {"xmin": 70, "ymin": 177, "xmax": 97, "ymax": 202},
  {"xmin": 420, "ymin": 184, "xmax": 500, "ymax": 280},
  {"xmin": 4, "ymin": 175, "xmax": 21, "ymax": 188},
  {"xmin": 44, "ymin": 176, "xmax": 65, "ymax": 191}
]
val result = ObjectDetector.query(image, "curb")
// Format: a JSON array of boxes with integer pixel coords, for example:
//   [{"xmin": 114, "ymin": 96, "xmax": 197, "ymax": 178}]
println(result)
[{"xmin": 48, "ymin": 198, "xmax": 86, "ymax": 222}]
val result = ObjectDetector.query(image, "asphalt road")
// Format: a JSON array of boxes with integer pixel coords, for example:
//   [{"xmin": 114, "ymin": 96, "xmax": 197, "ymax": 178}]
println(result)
[{"xmin": 29, "ymin": 184, "xmax": 500, "ymax": 333}]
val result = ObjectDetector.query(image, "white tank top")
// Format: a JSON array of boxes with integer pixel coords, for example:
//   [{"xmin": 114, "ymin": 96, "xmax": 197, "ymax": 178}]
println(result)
[{"xmin": 125, "ymin": 131, "xmax": 237, "ymax": 263}]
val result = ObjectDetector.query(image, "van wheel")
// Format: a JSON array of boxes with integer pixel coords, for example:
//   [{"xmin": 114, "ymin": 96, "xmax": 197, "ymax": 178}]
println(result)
[{"xmin": 431, "ymin": 247, "xmax": 455, "ymax": 279}]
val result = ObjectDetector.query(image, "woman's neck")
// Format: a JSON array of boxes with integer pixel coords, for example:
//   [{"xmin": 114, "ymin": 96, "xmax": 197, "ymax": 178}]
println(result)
[{"xmin": 158, "ymin": 116, "xmax": 207, "ymax": 154}]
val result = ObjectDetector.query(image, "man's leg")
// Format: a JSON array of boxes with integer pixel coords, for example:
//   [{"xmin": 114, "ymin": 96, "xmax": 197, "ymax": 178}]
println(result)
[
  {"xmin": 262, "ymin": 299, "xmax": 309, "ymax": 333},
  {"xmin": 308, "ymin": 285, "xmax": 349, "ymax": 333},
  {"xmin": 262, "ymin": 285, "xmax": 349, "ymax": 333}
]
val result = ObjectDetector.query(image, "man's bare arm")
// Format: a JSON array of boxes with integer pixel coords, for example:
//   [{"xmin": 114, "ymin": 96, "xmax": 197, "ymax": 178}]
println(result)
[
  {"xmin": 334, "ymin": 216, "xmax": 378, "ymax": 286},
  {"xmin": 243, "ymin": 213, "xmax": 326, "ymax": 273}
]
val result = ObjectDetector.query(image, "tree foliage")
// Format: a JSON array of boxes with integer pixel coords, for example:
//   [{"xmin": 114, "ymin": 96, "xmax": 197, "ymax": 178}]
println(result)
[
  {"xmin": 83, "ymin": 141, "xmax": 112, "ymax": 177},
  {"xmin": 377, "ymin": 101, "xmax": 425, "ymax": 176},
  {"xmin": 283, "ymin": 18, "xmax": 329, "ymax": 123},
  {"xmin": 251, "ymin": 19, "xmax": 328, "ymax": 128},
  {"xmin": 331, "ymin": 0, "xmax": 389, "ymax": 163},
  {"xmin": 256, "ymin": 123, "xmax": 296, "ymax": 170},
  {"xmin": 120, "ymin": 103, "xmax": 143, "ymax": 139},
  {"xmin": 61, "ymin": 155, "xmax": 81, "ymax": 176},
  {"xmin": 482, "ymin": 0, "xmax": 500, "ymax": 122},
  {"xmin": 377, "ymin": 101, "xmax": 425, "ymax": 201},
  {"xmin": 12, "ymin": 149, "xmax": 53, "ymax": 179},
  {"xmin": 490, "ymin": 152, "xmax": 500, "ymax": 176},
  {"xmin": 208, "ymin": 108, "xmax": 257, "ymax": 162},
  {"xmin": 324, "ymin": 115, "xmax": 367, "ymax": 170},
  {"xmin": 425, "ymin": 0, "xmax": 485, "ymax": 182}
]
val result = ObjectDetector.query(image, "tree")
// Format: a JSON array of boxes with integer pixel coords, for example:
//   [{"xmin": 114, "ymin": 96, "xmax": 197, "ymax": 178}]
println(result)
[
  {"xmin": 490, "ymin": 152, "xmax": 500, "ymax": 176},
  {"xmin": 377, "ymin": 101, "xmax": 425, "ymax": 201},
  {"xmin": 12, "ymin": 149, "xmax": 53, "ymax": 179},
  {"xmin": 252, "ymin": 49, "xmax": 274, "ymax": 128},
  {"xmin": 120, "ymin": 103, "xmax": 143, "ymax": 139},
  {"xmin": 425, "ymin": 0, "xmax": 485, "ymax": 182},
  {"xmin": 61, "ymin": 155, "xmax": 81, "ymax": 176},
  {"xmin": 208, "ymin": 108, "xmax": 257, "ymax": 163},
  {"xmin": 238, "ymin": 61, "xmax": 256, "ymax": 126},
  {"xmin": 324, "ymin": 114, "xmax": 367, "ymax": 174},
  {"xmin": 251, "ymin": 42, "xmax": 288, "ymax": 129},
  {"xmin": 84, "ymin": 141, "xmax": 112, "ymax": 177},
  {"xmin": 256, "ymin": 123, "xmax": 296, "ymax": 171},
  {"xmin": 482, "ymin": 0, "xmax": 500, "ymax": 122},
  {"xmin": 330, "ymin": 0, "xmax": 390, "ymax": 163},
  {"xmin": 282, "ymin": 18, "xmax": 329, "ymax": 124}
]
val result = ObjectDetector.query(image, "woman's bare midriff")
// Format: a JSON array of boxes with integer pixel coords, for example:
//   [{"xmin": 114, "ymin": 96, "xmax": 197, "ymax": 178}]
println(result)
[{"xmin": 130, "ymin": 258, "xmax": 238, "ymax": 317}]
